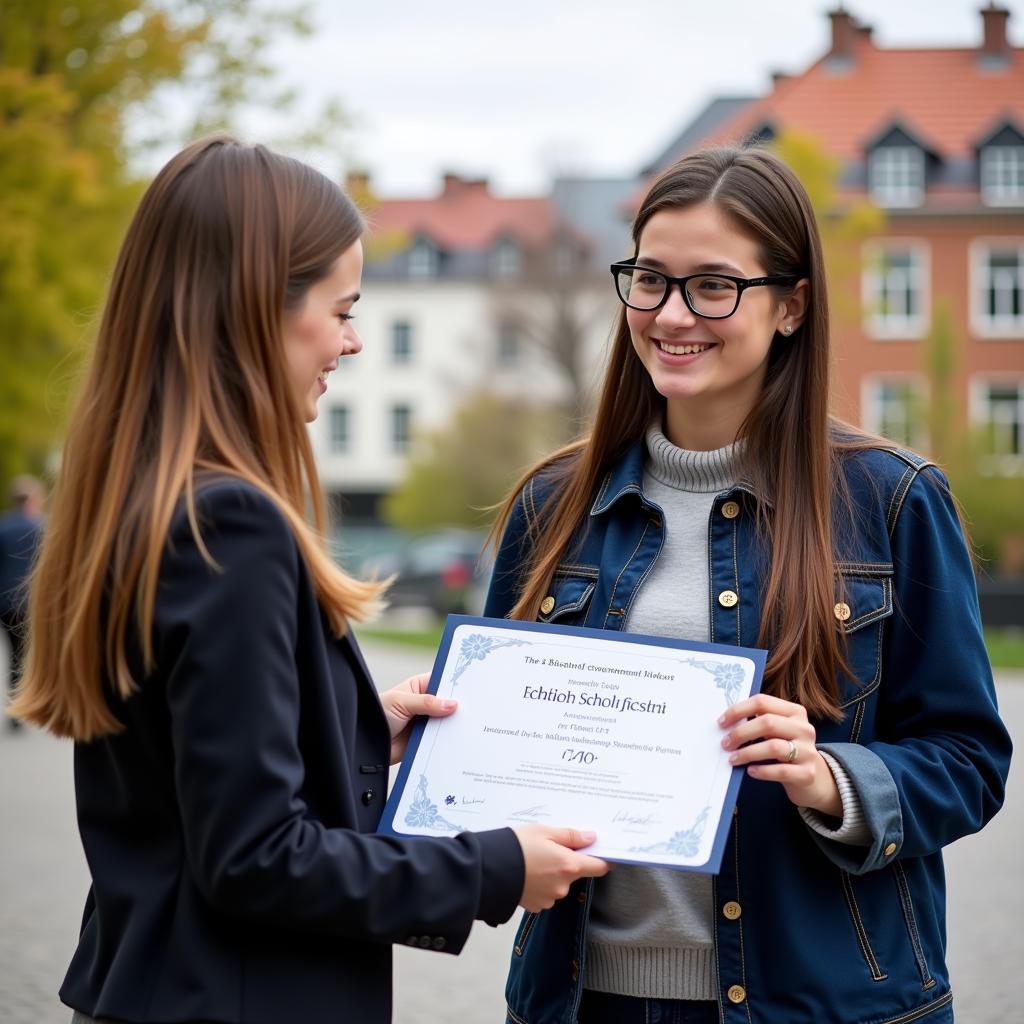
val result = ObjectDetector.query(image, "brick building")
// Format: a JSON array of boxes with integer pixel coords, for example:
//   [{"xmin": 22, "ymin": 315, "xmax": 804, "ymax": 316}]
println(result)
[{"xmin": 645, "ymin": 4, "xmax": 1024, "ymax": 473}]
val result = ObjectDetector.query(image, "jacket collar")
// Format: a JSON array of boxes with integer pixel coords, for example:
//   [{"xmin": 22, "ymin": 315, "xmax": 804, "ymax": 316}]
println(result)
[{"xmin": 589, "ymin": 439, "xmax": 772, "ymax": 516}]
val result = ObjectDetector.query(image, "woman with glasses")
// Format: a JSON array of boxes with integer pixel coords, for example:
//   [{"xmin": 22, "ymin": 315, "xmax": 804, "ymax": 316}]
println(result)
[
  {"xmin": 9, "ymin": 136, "xmax": 608, "ymax": 1024},
  {"xmin": 485, "ymin": 145, "xmax": 1010, "ymax": 1024}
]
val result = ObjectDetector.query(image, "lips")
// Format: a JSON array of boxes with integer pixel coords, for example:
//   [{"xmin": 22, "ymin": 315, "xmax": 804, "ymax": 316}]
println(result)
[{"xmin": 653, "ymin": 339, "xmax": 714, "ymax": 356}]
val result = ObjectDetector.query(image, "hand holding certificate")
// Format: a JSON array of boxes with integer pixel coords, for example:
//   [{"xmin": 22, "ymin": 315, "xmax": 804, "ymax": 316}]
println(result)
[{"xmin": 381, "ymin": 616, "xmax": 766, "ymax": 873}]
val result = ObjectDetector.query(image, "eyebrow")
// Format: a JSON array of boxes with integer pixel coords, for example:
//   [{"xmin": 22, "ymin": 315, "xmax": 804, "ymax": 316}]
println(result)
[
  {"xmin": 635, "ymin": 257, "xmax": 745, "ymax": 276},
  {"xmin": 335, "ymin": 292, "xmax": 361, "ymax": 305}
]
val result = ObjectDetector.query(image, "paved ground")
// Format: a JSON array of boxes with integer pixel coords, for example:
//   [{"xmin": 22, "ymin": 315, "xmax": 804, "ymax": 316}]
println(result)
[{"xmin": 1, "ymin": 635, "xmax": 1020, "ymax": 1023}]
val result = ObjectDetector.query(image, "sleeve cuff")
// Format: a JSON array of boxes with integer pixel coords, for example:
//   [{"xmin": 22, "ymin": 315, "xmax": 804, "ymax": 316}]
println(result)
[
  {"xmin": 470, "ymin": 827, "xmax": 525, "ymax": 927},
  {"xmin": 799, "ymin": 750, "xmax": 871, "ymax": 845},
  {"xmin": 805, "ymin": 742, "xmax": 904, "ymax": 875}
]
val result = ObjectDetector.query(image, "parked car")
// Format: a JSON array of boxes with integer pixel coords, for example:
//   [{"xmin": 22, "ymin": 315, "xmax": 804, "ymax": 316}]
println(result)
[{"xmin": 369, "ymin": 529, "xmax": 492, "ymax": 618}]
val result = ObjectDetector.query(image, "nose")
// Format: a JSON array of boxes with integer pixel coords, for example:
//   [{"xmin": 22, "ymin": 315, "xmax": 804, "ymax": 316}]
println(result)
[
  {"xmin": 342, "ymin": 324, "xmax": 363, "ymax": 356},
  {"xmin": 654, "ymin": 284, "xmax": 697, "ymax": 331}
]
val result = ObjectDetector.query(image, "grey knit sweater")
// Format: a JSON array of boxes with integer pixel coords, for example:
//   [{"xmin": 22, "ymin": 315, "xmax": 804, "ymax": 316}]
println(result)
[{"xmin": 583, "ymin": 425, "xmax": 868, "ymax": 1001}]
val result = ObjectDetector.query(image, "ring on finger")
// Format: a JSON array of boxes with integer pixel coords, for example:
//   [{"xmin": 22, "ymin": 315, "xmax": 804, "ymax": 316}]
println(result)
[{"xmin": 785, "ymin": 739, "xmax": 798, "ymax": 764}]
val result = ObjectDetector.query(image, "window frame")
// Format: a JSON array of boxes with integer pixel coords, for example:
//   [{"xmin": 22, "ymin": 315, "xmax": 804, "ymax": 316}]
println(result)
[
  {"xmin": 391, "ymin": 319, "xmax": 414, "ymax": 365},
  {"xmin": 970, "ymin": 240, "xmax": 1024, "ymax": 338},
  {"xmin": 861, "ymin": 240, "xmax": 931, "ymax": 340},
  {"xmin": 328, "ymin": 404, "xmax": 350, "ymax": 454},
  {"xmin": 968, "ymin": 376, "xmax": 1024, "ymax": 475},
  {"xmin": 390, "ymin": 403, "xmax": 412, "ymax": 454},
  {"xmin": 868, "ymin": 146, "xmax": 926, "ymax": 208},
  {"xmin": 981, "ymin": 145, "xmax": 1024, "ymax": 206},
  {"xmin": 860, "ymin": 374, "xmax": 929, "ymax": 450}
]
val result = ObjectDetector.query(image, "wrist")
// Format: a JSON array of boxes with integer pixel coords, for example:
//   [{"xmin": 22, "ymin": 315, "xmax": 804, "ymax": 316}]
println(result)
[{"xmin": 802, "ymin": 753, "xmax": 843, "ymax": 817}]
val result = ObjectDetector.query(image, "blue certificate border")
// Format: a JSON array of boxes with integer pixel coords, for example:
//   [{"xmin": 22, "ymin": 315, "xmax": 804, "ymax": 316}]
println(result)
[{"xmin": 379, "ymin": 615, "xmax": 766, "ymax": 874}]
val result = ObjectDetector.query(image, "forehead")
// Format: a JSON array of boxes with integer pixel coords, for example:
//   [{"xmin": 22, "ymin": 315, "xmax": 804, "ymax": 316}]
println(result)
[{"xmin": 636, "ymin": 202, "xmax": 763, "ymax": 274}]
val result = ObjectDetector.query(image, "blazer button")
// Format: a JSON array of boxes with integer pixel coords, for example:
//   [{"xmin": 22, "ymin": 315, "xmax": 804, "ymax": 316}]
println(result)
[
  {"xmin": 418, "ymin": 935, "xmax": 432, "ymax": 949},
  {"xmin": 727, "ymin": 984, "xmax": 747, "ymax": 1003},
  {"xmin": 722, "ymin": 901, "xmax": 742, "ymax": 920},
  {"xmin": 361, "ymin": 789, "xmax": 375, "ymax": 805},
  {"xmin": 834, "ymin": 602, "xmax": 852, "ymax": 622},
  {"xmin": 405, "ymin": 935, "xmax": 418, "ymax": 946},
  {"xmin": 884, "ymin": 842, "xmax": 897, "ymax": 857},
  {"xmin": 721, "ymin": 500, "xmax": 740, "ymax": 519},
  {"xmin": 718, "ymin": 589, "xmax": 739, "ymax": 608},
  {"xmin": 540, "ymin": 596, "xmax": 556, "ymax": 615},
  {"xmin": 432, "ymin": 936, "xmax": 447, "ymax": 950}
]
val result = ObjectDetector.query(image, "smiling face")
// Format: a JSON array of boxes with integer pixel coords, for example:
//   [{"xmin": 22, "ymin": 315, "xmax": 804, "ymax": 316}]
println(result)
[
  {"xmin": 627, "ymin": 201, "xmax": 807, "ymax": 450},
  {"xmin": 282, "ymin": 239, "xmax": 364, "ymax": 422}
]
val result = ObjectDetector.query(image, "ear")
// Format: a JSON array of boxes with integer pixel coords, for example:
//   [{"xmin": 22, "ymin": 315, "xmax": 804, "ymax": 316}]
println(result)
[{"xmin": 776, "ymin": 278, "xmax": 810, "ymax": 335}]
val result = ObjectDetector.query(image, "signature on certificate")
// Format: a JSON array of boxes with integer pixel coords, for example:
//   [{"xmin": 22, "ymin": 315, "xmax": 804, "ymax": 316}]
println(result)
[
  {"xmin": 509, "ymin": 805, "xmax": 551, "ymax": 820},
  {"xmin": 612, "ymin": 810, "xmax": 662, "ymax": 827}
]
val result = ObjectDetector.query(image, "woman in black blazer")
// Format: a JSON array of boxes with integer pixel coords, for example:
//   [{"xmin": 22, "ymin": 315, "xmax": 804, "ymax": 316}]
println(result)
[{"xmin": 10, "ymin": 136, "xmax": 607, "ymax": 1024}]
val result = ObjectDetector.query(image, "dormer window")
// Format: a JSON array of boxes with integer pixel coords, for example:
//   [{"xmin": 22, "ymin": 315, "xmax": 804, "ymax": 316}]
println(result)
[
  {"xmin": 869, "ymin": 146, "xmax": 924, "ymax": 207},
  {"xmin": 493, "ymin": 237, "xmax": 521, "ymax": 280},
  {"xmin": 408, "ymin": 238, "xmax": 437, "ymax": 280},
  {"xmin": 981, "ymin": 146, "xmax": 1024, "ymax": 206}
]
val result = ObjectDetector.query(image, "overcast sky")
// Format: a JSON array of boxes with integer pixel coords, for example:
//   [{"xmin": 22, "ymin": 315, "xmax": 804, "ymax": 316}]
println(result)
[{"xmin": 233, "ymin": 0, "xmax": 1024, "ymax": 197}]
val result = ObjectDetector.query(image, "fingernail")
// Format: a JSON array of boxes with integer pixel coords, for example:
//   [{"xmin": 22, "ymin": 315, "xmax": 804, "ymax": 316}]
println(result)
[
  {"xmin": 441, "ymin": 700, "xmax": 457, "ymax": 710},
  {"xmin": 718, "ymin": 713, "xmax": 727, "ymax": 725},
  {"xmin": 728, "ymin": 753, "xmax": 739, "ymax": 764},
  {"xmin": 720, "ymin": 736, "xmax": 731, "ymax": 749},
  {"xmin": 581, "ymin": 831, "xmax": 597, "ymax": 843}
]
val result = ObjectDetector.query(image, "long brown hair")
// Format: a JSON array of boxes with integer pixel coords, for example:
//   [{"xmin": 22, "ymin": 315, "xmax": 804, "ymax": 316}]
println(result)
[
  {"xmin": 491, "ymin": 145, "xmax": 874, "ymax": 722},
  {"xmin": 11, "ymin": 135, "xmax": 383, "ymax": 740}
]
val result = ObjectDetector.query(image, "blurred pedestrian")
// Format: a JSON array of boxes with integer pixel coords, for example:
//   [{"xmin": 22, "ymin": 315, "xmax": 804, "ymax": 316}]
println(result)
[
  {"xmin": 0, "ymin": 474, "xmax": 45, "ymax": 730},
  {"xmin": 485, "ymin": 145, "xmax": 1011, "ymax": 1024},
  {"xmin": 9, "ymin": 136, "xmax": 607, "ymax": 1024}
]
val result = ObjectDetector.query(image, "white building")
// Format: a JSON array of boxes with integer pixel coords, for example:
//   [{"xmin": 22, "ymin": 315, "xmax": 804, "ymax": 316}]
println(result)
[{"xmin": 310, "ymin": 172, "xmax": 635, "ymax": 524}]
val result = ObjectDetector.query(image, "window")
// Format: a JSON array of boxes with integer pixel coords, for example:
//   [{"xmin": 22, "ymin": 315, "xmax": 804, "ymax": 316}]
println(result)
[
  {"xmin": 973, "ymin": 244, "xmax": 1024, "ymax": 336},
  {"xmin": 493, "ymin": 238, "xmax": 521, "ymax": 280},
  {"xmin": 863, "ymin": 244, "xmax": 929, "ymax": 337},
  {"xmin": 972, "ymin": 380, "xmax": 1024, "ymax": 473},
  {"xmin": 981, "ymin": 146, "xmax": 1024, "ymax": 206},
  {"xmin": 391, "ymin": 320, "xmax": 413, "ymax": 364},
  {"xmin": 869, "ymin": 147, "xmax": 925, "ymax": 207},
  {"xmin": 497, "ymin": 322, "xmax": 521, "ymax": 366},
  {"xmin": 328, "ymin": 405, "xmax": 350, "ymax": 453},
  {"xmin": 408, "ymin": 239, "xmax": 436, "ymax": 280},
  {"xmin": 862, "ymin": 378, "xmax": 927, "ymax": 448},
  {"xmin": 391, "ymin": 404, "xmax": 412, "ymax": 454}
]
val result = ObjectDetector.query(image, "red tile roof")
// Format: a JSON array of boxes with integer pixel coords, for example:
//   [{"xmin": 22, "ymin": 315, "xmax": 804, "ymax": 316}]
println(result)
[
  {"xmin": 704, "ymin": 39, "xmax": 1024, "ymax": 162},
  {"xmin": 363, "ymin": 181, "xmax": 557, "ymax": 250}
]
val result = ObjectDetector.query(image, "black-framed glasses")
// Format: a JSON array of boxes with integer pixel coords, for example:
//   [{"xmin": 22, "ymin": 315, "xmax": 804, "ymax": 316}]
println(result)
[{"xmin": 610, "ymin": 258, "xmax": 798, "ymax": 319}]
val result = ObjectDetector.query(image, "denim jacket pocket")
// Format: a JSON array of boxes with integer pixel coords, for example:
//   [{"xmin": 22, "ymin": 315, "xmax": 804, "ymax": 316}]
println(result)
[
  {"xmin": 836, "ymin": 568, "xmax": 894, "ymax": 707},
  {"xmin": 537, "ymin": 565, "xmax": 599, "ymax": 625}
]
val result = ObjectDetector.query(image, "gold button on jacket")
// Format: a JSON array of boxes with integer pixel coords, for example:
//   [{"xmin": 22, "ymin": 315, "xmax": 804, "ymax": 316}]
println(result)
[
  {"xmin": 834, "ymin": 601, "xmax": 852, "ymax": 622},
  {"xmin": 540, "ymin": 596, "xmax": 555, "ymax": 615},
  {"xmin": 718, "ymin": 589, "xmax": 739, "ymax": 608},
  {"xmin": 727, "ymin": 985, "xmax": 747, "ymax": 1003},
  {"xmin": 884, "ymin": 842, "xmax": 897, "ymax": 856},
  {"xmin": 721, "ymin": 500, "xmax": 740, "ymax": 519},
  {"xmin": 722, "ymin": 901, "xmax": 742, "ymax": 920}
]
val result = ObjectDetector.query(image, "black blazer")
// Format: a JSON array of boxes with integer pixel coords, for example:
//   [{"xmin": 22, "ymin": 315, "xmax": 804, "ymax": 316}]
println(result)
[{"xmin": 60, "ymin": 481, "xmax": 524, "ymax": 1023}]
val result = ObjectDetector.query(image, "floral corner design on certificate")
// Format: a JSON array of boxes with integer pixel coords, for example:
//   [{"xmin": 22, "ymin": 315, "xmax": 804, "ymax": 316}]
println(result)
[
  {"xmin": 629, "ymin": 805, "xmax": 711, "ymax": 858},
  {"xmin": 403, "ymin": 775, "xmax": 462, "ymax": 832},
  {"xmin": 678, "ymin": 658, "xmax": 747, "ymax": 706},
  {"xmin": 450, "ymin": 632, "xmax": 530, "ymax": 687}
]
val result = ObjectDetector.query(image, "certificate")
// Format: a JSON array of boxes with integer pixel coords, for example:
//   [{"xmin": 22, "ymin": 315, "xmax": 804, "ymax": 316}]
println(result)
[{"xmin": 380, "ymin": 616, "xmax": 766, "ymax": 872}]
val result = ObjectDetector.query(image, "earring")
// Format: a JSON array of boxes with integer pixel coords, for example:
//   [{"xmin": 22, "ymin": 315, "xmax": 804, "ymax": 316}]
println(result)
[{"xmin": 782, "ymin": 324, "xmax": 794, "ymax": 335}]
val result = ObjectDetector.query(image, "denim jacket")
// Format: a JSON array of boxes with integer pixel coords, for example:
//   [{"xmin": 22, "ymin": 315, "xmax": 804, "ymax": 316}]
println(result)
[{"xmin": 484, "ymin": 440, "xmax": 1011, "ymax": 1024}]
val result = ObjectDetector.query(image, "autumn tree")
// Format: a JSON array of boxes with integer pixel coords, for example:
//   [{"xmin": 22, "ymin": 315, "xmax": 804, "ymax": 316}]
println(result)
[
  {"xmin": 384, "ymin": 392, "xmax": 567, "ymax": 531},
  {"xmin": 0, "ymin": 0, "xmax": 343, "ymax": 490}
]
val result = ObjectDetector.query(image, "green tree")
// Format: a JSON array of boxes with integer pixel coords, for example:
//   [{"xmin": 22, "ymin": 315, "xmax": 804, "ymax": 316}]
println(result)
[
  {"xmin": 773, "ymin": 129, "xmax": 884, "ymax": 325},
  {"xmin": 922, "ymin": 303, "xmax": 1024, "ymax": 573},
  {"xmin": 384, "ymin": 392, "xmax": 569, "ymax": 530},
  {"xmin": 0, "ymin": 0, "xmax": 343, "ymax": 491}
]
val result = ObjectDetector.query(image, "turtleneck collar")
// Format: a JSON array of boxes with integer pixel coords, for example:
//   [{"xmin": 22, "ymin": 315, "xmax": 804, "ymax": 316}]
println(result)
[{"xmin": 644, "ymin": 422, "xmax": 741, "ymax": 493}]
